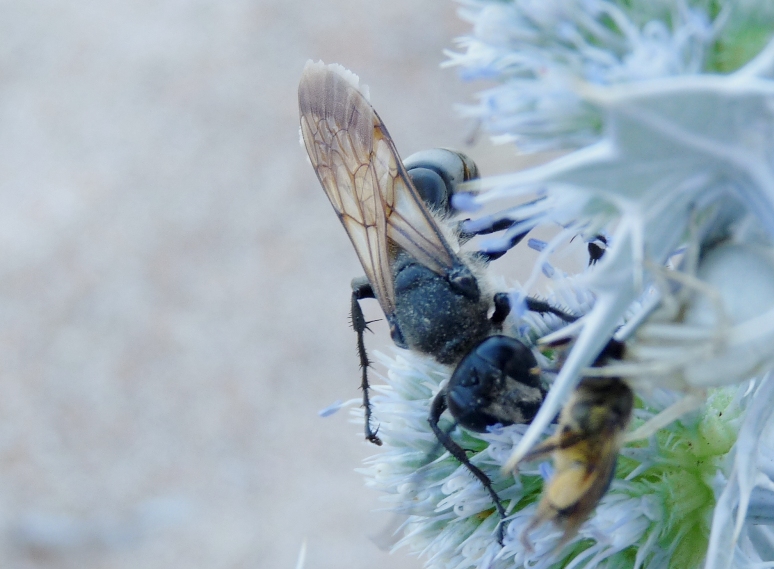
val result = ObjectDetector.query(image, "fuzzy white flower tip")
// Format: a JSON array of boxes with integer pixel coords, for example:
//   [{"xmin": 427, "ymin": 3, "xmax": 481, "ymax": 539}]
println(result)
[{"xmin": 318, "ymin": 399, "xmax": 359, "ymax": 417}]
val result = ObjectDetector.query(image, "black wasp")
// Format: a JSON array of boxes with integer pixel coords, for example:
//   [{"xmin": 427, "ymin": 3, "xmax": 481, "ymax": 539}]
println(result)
[{"xmin": 298, "ymin": 61, "xmax": 577, "ymax": 540}]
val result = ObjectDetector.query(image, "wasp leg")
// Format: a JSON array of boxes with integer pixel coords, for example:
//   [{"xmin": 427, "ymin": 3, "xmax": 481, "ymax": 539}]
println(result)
[
  {"xmin": 524, "ymin": 297, "xmax": 579, "ymax": 323},
  {"xmin": 428, "ymin": 391, "xmax": 506, "ymax": 545},
  {"xmin": 461, "ymin": 217, "xmax": 532, "ymax": 240},
  {"xmin": 474, "ymin": 231, "xmax": 532, "ymax": 262},
  {"xmin": 351, "ymin": 277, "xmax": 382, "ymax": 446},
  {"xmin": 462, "ymin": 217, "xmax": 532, "ymax": 263},
  {"xmin": 587, "ymin": 235, "xmax": 607, "ymax": 265},
  {"xmin": 491, "ymin": 293, "xmax": 511, "ymax": 327},
  {"xmin": 492, "ymin": 293, "xmax": 578, "ymax": 324},
  {"xmin": 459, "ymin": 200, "xmax": 546, "ymax": 258}
]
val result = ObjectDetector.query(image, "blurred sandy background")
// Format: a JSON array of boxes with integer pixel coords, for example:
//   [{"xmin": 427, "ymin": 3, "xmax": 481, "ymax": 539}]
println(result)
[{"xmin": 0, "ymin": 1, "xmax": 538, "ymax": 568}]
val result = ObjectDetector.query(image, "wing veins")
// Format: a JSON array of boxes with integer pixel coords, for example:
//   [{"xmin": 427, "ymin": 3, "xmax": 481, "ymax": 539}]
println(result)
[{"xmin": 299, "ymin": 61, "xmax": 459, "ymax": 317}]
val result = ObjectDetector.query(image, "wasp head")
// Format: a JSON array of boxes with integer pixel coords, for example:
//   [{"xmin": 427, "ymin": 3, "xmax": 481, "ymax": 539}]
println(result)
[{"xmin": 447, "ymin": 336, "xmax": 543, "ymax": 432}]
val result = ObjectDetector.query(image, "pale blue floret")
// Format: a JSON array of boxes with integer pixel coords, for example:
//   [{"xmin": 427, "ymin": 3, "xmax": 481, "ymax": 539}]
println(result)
[{"xmin": 527, "ymin": 238, "xmax": 548, "ymax": 252}]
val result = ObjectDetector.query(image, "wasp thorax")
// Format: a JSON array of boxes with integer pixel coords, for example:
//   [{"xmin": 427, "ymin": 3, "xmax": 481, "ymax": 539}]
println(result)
[{"xmin": 392, "ymin": 255, "xmax": 490, "ymax": 364}]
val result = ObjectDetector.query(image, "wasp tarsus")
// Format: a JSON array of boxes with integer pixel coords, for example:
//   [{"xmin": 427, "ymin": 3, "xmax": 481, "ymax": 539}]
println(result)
[{"xmin": 588, "ymin": 235, "xmax": 608, "ymax": 265}]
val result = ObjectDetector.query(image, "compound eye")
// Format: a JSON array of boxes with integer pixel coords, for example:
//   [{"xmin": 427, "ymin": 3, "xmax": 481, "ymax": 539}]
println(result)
[
  {"xmin": 407, "ymin": 167, "xmax": 450, "ymax": 214},
  {"xmin": 404, "ymin": 149, "xmax": 480, "ymax": 216}
]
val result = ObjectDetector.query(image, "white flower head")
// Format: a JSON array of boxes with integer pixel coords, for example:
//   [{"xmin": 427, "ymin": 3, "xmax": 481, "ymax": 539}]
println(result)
[{"xmin": 355, "ymin": 2, "xmax": 774, "ymax": 569}]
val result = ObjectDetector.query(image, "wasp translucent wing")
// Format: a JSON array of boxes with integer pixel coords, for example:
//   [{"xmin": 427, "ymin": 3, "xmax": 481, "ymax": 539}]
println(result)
[{"xmin": 298, "ymin": 61, "xmax": 457, "ymax": 317}]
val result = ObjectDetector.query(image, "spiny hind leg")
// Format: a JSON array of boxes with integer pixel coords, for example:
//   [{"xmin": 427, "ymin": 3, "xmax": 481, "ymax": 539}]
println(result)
[{"xmin": 351, "ymin": 277, "xmax": 382, "ymax": 446}]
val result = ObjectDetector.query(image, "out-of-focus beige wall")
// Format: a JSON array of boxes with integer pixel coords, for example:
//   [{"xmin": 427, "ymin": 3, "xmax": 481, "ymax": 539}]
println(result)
[{"xmin": 0, "ymin": 1, "xmax": 534, "ymax": 568}]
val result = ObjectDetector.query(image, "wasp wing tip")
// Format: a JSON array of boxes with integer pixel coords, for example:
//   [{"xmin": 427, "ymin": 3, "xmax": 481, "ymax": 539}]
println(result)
[{"xmin": 300, "ymin": 60, "xmax": 367, "ymax": 99}]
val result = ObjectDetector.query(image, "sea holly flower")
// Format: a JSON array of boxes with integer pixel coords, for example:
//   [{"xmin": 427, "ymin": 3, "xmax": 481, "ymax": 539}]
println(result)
[
  {"xmin": 358, "ymin": 282, "xmax": 774, "ymax": 569},
  {"xmin": 448, "ymin": 0, "xmax": 774, "ymax": 461},
  {"xmin": 354, "ymin": 1, "xmax": 774, "ymax": 568},
  {"xmin": 480, "ymin": 54, "xmax": 774, "ymax": 475},
  {"xmin": 358, "ymin": 339, "xmax": 774, "ymax": 569}
]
